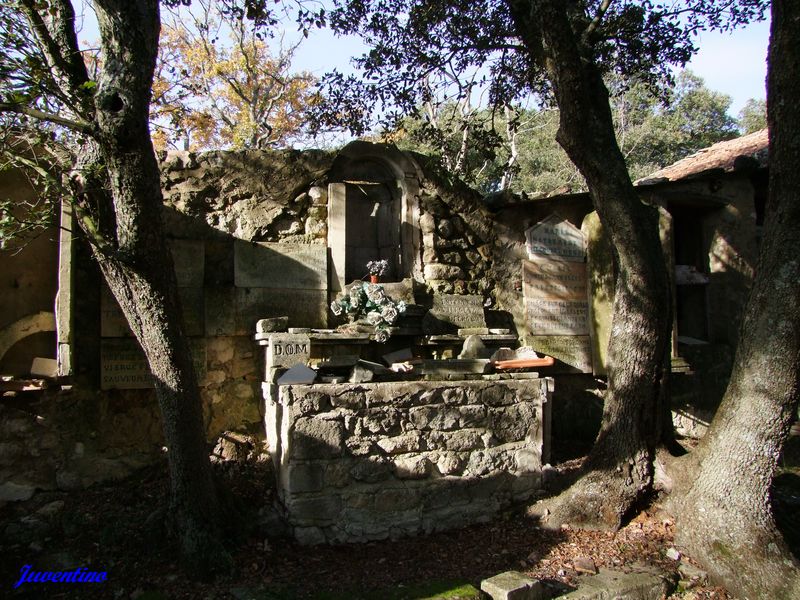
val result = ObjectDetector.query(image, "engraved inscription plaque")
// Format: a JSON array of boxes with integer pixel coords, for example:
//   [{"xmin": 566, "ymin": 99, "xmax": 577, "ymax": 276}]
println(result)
[{"xmin": 525, "ymin": 215, "xmax": 586, "ymax": 262}]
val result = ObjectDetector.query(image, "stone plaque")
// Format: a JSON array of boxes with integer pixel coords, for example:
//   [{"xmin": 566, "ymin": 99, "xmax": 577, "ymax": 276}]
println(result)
[
  {"xmin": 268, "ymin": 334, "xmax": 311, "ymax": 370},
  {"xmin": 423, "ymin": 294, "xmax": 486, "ymax": 334},
  {"xmin": 525, "ymin": 215, "xmax": 586, "ymax": 262},
  {"xmin": 101, "ymin": 286, "xmax": 204, "ymax": 337},
  {"xmin": 234, "ymin": 241, "xmax": 327, "ymax": 289},
  {"xmin": 523, "ymin": 257, "xmax": 589, "ymax": 336},
  {"xmin": 235, "ymin": 288, "xmax": 328, "ymax": 334},
  {"xmin": 169, "ymin": 239, "xmax": 205, "ymax": 287},
  {"xmin": 529, "ymin": 335, "xmax": 592, "ymax": 373},
  {"xmin": 523, "ymin": 258, "xmax": 587, "ymax": 301},
  {"xmin": 525, "ymin": 299, "xmax": 589, "ymax": 335},
  {"xmin": 100, "ymin": 338, "xmax": 206, "ymax": 390}
]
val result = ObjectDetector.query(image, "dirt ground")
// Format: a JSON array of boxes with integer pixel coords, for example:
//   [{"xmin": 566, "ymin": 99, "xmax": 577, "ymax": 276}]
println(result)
[{"xmin": 1, "ymin": 447, "xmax": 798, "ymax": 600}]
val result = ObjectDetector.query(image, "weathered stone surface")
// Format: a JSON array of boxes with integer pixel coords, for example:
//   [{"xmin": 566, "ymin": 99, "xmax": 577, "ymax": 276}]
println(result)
[
  {"xmin": 529, "ymin": 335, "xmax": 593, "ymax": 373},
  {"xmin": 234, "ymin": 241, "xmax": 327, "ymax": 290},
  {"xmin": 393, "ymin": 455, "xmax": 431, "ymax": 479},
  {"xmin": 376, "ymin": 431, "xmax": 423, "ymax": 454},
  {"xmin": 423, "ymin": 293, "xmax": 486, "ymax": 333},
  {"xmin": 525, "ymin": 215, "xmax": 585, "ymax": 262},
  {"xmin": 481, "ymin": 571, "xmax": 545, "ymax": 600},
  {"xmin": 291, "ymin": 417, "xmax": 343, "ymax": 458},
  {"xmin": 268, "ymin": 334, "xmax": 311, "ymax": 370},
  {"xmin": 277, "ymin": 364, "xmax": 317, "ymax": 385},
  {"xmin": 269, "ymin": 379, "xmax": 551, "ymax": 544},
  {"xmin": 0, "ymin": 481, "xmax": 36, "ymax": 502},
  {"xmin": 424, "ymin": 263, "xmax": 464, "ymax": 280},
  {"xmin": 256, "ymin": 317, "xmax": 288, "ymax": 333},
  {"xmin": 558, "ymin": 566, "xmax": 676, "ymax": 600}
]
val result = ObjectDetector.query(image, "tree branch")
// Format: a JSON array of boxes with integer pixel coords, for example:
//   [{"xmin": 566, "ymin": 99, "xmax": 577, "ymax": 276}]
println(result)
[
  {"xmin": 583, "ymin": 0, "xmax": 613, "ymax": 43},
  {"xmin": 17, "ymin": 0, "xmax": 93, "ymax": 117},
  {"xmin": 0, "ymin": 102, "xmax": 94, "ymax": 134}
]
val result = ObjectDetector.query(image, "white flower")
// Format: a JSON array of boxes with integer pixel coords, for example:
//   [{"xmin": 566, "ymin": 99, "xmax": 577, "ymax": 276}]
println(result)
[
  {"xmin": 396, "ymin": 301, "xmax": 407, "ymax": 313},
  {"xmin": 350, "ymin": 291, "xmax": 363, "ymax": 310},
  {"xmin": 365, "ymin": 284, "xmax": 386, "ymax": 304},
  {"xmin": 374, "ymin": 328, "xmax": 389, "ymax": 343},
  {"xmin": 366, "ymin": 311, "xmax": 383, "ymax": 326},
  {"xmin": 330, "ymin": 301, "xmax": 343, "ymax": 316},
  {"xmin": 381, "ymin": 305, "xmax": 399, "ymax": 324}
]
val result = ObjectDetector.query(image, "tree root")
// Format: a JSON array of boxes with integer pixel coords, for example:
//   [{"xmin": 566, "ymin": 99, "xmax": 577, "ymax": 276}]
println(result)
[{"xmin": 530, "ymin": 465, "xmax": 652, "ymax": 531}]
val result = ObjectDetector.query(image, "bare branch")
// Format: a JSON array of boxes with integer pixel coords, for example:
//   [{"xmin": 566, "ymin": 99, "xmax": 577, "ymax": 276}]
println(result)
[{"xmin": 0, "ymin": 102, "xmax": 94, "ymax": 134}]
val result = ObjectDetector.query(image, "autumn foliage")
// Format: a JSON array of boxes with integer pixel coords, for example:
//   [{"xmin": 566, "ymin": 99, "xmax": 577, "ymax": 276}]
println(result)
[{"xmin": 151, "ymin": 0, "xmax": 318, "ymax": 151}]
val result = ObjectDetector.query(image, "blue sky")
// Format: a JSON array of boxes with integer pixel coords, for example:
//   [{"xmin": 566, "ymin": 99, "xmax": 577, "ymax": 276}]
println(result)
[
  {"xmin": 683, "ymin": 19, "xmax": 769, "ymax": 113},
  {"xmin": 290, "ymin": 14, "xmax": 770, "ymax": 117},
  {"xmin": 75, "ymin": 0, "xmax": 770, "ymax": 118}
]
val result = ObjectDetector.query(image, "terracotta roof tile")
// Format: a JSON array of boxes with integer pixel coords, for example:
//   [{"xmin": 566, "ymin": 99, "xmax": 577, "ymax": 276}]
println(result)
[{"xmin": 637, "ymin": 128, "xmax": 768, "ymax": 184}]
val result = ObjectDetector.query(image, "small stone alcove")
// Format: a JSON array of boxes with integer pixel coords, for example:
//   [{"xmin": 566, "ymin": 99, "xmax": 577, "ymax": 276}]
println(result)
[{"xmin": 327, "ymin": 142, "xmax": 422, "ymax": 293}]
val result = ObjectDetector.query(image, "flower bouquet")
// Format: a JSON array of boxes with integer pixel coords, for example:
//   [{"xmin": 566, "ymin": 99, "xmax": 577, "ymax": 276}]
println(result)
[{"xmin": 330, "ymin": 281, "xmax": 407, "ymax": 343}]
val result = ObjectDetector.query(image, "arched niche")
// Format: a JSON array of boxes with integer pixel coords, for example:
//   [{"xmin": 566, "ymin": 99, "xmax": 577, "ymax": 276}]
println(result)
[{"xmin": 327, "ymin": 142, "xmax": 422, "ymax": 293}]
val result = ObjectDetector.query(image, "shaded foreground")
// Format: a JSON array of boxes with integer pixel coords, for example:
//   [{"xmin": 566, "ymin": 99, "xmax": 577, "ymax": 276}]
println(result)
[{"xmin": 1, "ymin": 452, "xmax": 797, "ymax": 599}]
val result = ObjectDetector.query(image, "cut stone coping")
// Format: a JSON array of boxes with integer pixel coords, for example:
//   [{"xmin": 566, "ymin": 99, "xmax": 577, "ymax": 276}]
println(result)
[
  {"xmin": 481, "ymin": 571, "xmax": 545, "ymax": 600},
  {"xmin": 256, "ymin": 331, "xmax": 370, "ymax": 344},
  {"xmin": 422, "ymin": 359, "xmax": 492, "ymax": 374}
]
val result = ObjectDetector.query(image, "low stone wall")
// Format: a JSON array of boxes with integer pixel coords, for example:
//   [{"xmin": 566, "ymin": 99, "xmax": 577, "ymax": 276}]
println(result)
[{"xmin": 266, "ymin": 379, "xmax": 551, "ymax": 544}]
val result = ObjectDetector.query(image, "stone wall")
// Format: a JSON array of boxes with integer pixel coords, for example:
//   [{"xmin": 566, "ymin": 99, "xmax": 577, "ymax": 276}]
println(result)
[
  {"xmin": 0, "ymin": 388, "xmax": 163, "ymax": 503},
  {"xmin": 268, "ymin": 379, "xmax": 551, "ymax": 544}
]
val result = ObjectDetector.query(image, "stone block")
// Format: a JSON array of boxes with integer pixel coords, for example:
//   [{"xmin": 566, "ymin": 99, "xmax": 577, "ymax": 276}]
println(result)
[
  {"xmin": 235, "ymin": 287, "xmax": 328, "ymax": 332},
  {"xmin": 277, "ymin": 364, "xmax": 317, "ymax": 385},
  {"xmin": 350, "ymin": 456, "xmax": 392, "ymax": 483},
  {"xmin": 294, "ymin": 526, "xmax": 326, "ymax": 545},
  {"xmin": 423, "ymin": 293, "xmax": 486, "ymax": 334},
  {"xmin": 558, "ymin": 566, "xmax": 676, "ymax": 600},
  {"xmin": 490, "ymin": 403, "xmax": 536, "ymax": 443},
  {"xmin": 330, "ymin": 389, "xmax": 367, "ymax": 409},
  {"xmin": 409, "ymin": 406, "xmax": 460, "ymax": 431},
  {"xmin": 393, "ymin": 455, "xmax": 432, "ymax": 479},
  {"xmin": 481, "ymin": 571, "xmax": 545, "ymax": 600},
  {"xmin": 268, "ymin": 334, "xmax": 311, "ymax": 370},
  {"xmin": 234, "ymin": 240, "xmax": 327, "ymax": 289},
  {"xmin": 458, "ymin": 405, "xmax": 487, "ymax": 427},
  {"xmin": 358, "ymin": 409, "xmax": 402, "ymax": 435},
  {"xmin": 287, "ymin": 494, "xmax": 342, "ymax": 525},
  {"xmin": 256, "ymin": 317, "xmax": 289, "ymax": 333},
  {"xmin": 285, "ymin": 463, "xmax": 325, "ymax": 493},
  {"xmin": 291, "ymin": 417, "xmax": 343, "ymax": 459},
  {"xmin": 376, "ymin": 431, "xmax": 423, "ymax": 455}
]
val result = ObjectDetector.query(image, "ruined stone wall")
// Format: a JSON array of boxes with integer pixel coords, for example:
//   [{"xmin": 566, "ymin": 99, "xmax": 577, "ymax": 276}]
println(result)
[
  {"xmin": 411, "ymin": 158, "xmax": 495, "ymax": 298},
  {"xmin": 269, "ymin": 379, "xmax": 551, "ymax": 544},
  {"xmin": 0, "ymin": 388, "xmax": 162, "ymax": 502}
]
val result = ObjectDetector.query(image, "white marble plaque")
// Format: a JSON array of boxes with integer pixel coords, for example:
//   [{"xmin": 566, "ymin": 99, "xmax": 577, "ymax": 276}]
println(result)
[{"xmin": 525, "ymin": 215, "xmax": 586, "ymax": 262}]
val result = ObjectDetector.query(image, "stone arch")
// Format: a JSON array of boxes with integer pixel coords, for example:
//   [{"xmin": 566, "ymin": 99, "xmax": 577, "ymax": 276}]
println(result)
[
  {"xmin": 0, "ymin": 311, "xmax": 56, "ymax": 365},
  {"xmin": 327, "ymin": 142, "xmax": 422, "ymax": 293}
]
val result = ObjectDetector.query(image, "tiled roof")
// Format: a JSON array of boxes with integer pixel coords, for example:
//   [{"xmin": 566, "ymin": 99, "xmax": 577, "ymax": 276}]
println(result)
[{"xmin": 637, "ymin": 128, "xmax": 768, "ymax": 185}]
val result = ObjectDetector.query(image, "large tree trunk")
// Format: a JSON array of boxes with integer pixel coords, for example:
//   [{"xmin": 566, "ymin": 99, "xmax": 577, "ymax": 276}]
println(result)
[
  {"xmin": 69, "ymin": 0, "xmax": 231, "ymax": 575},
  {"xmin": 507, "ymin": 0, "xmax": 672, "ymax": 529},
  {"xmin": 670, "ymin": 2, "xmax": 800, "ymax": 596}
]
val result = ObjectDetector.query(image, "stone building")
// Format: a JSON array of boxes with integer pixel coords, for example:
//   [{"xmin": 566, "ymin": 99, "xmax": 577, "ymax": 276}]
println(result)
[{"xmin": 0, "ymin": 130, "xmax": 768, "ymax": 541}]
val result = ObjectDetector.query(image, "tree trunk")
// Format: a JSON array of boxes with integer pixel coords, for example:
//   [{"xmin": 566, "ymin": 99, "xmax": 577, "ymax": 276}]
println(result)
[
  {"xmin": 507, "ymin": 0, "xmax": 672, "ymax": 529},
  {"xmin": 670, "ymin": 2, "xmax": 800, "ymax": 596},
  {"xmin": 77, "ymin": 0, "xmax": 230, "ymax": 575}
]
